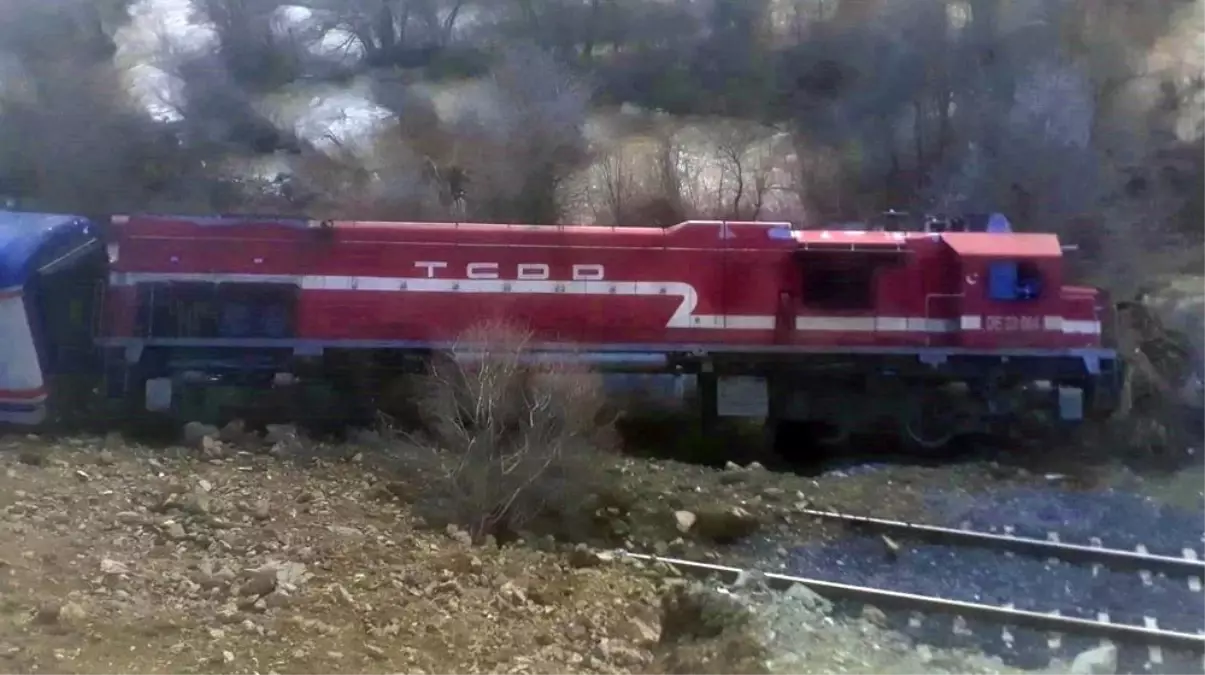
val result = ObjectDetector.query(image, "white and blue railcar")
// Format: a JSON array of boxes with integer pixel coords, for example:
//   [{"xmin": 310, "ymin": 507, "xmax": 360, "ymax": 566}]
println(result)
[{"xmin": 0, "ymin": 212, "xmax": 105, "ymax": 425}]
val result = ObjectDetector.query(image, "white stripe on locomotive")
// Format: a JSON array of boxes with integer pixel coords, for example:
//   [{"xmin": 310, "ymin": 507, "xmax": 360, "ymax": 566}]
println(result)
[{"xmin": 107, "ymin": 272, "xmax": 1101, "ymax": 335}]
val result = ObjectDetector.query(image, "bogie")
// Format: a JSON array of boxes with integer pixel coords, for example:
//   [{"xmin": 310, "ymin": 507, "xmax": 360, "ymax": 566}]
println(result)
[{"xmin": 710, "ymin": 367, "xmax": 1096, "ymax": 459}]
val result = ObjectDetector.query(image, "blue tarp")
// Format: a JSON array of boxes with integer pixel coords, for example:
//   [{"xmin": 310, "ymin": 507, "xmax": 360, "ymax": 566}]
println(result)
[{"xmin": 0, "ymin": 211, "xmax": 96, "ymax": 290}]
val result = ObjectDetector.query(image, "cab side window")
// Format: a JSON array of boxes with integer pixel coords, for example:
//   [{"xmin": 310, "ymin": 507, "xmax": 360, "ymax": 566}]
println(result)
[{"xmin": 988, "ymin": 261, "xmax": 1043, "ymax": 301}]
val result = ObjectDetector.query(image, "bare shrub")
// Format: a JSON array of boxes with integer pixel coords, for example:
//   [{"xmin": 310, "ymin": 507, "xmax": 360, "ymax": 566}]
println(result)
[
  {"xmin": 194, "ymin": 0, "xmax": 304, "ymax": 90},
  {"xmin": 411, "ymin": 321, "xmax": 614, "ymax": 540},
  {"xmin": 303, "ymin": 0, "xmax": 470, "ymax": 67},
  {"xmin": 450, "ymin": 44, "xmax": 591, "ymax": 224},
  {"xmin": 587, "ymin": 134, "xmax": 689, "ymax": 226},
  {"xmin": 587, "ymin": 121, "xmax": 800, "ymax": 226},
  {"xmin": 283, "ymin": 130, "xmax": 449, "ymax": 219},
  {"xmin": 0, "ymin": 60, "xmax": 225, "ymax": 213}
]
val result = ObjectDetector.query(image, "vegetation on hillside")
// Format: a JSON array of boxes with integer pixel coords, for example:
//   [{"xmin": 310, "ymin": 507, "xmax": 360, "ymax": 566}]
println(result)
[{"xmin": 0, "ymin": 0, "xmax": 1200, "ymax": 291}]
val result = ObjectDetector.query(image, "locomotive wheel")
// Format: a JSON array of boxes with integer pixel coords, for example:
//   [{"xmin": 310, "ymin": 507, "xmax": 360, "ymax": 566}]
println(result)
[
  {"xmin": 902, "ymin": 390, "xmax": 964, "ymax": 455},
  {"xmin": 813, "ymin": 421, "xmax": 850, "ymax": 446},
  {"xmin": 903, "ymin": 419, "xmax": 956, "ymax": 452}
]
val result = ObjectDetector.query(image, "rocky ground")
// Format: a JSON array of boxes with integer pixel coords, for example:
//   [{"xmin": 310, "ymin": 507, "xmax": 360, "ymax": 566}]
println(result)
[{"xmin": 0, "ymin": 424, "xmax": 1090, "ymax": 675}]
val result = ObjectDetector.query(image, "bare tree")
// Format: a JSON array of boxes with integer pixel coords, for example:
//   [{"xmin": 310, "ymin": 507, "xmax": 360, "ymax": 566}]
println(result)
[
  {"xmin": 586, "ymin": 129, "xmax": 690, "ymax": 227},
  {"xmin": 300, "ymin": 0, "xmax": 471, "ymax": 67},
  {"xmin": 775, "ymin": 0, "xmax": 1195, "ymax": 232},
  {"xmin": 923, "ymin": 58, "xmax": 1102, "ymax": 221},
  {"xmin": 0, "ymin": 0, "xmax": 247, "ymax": 212},
  {"xmin": 167, "ymin": 52, "xmax": 302, "ymax": 156},
  {"xmin": 593, "ymin": 147, "xmax": 635, "ymax": 225},
  {"xmin": 283, "ymin": 130, "xmax": 447, "ymax": 219},
  {"xmin": 0, "ymin": 61, "xmax": 219, "ymax": 213},
  {"xmin": 711, "ymin": 123, "xmax": 779, "ymax": 220},
  {"xmin": 450, "ymin": 44, "xmax": 591, "ymax": 224},
  {"xmin": 586, "ymin": 118, "xmax": 798, "ymax": 226},
  {"xmin": 0, "ymin": 0, "xmax": 127, "ymax": 65},
  {"xmin": 409, "ymin": 320, "xmax": 613, "ymax": 540},
  {"xmin": 192, "ymin": 0, "xmax": 306, "ymax": 89}
]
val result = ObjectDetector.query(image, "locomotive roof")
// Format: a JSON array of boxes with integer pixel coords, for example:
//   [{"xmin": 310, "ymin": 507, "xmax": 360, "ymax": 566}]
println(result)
[
  {"xmin": 0, "ymin": 211, "xmax": 97, "ymax": 290},
  {"xmin": 941, "ymin": 232, "xmax": 1063, "ymax": 258},
  {"xmin": 111, "ymin": 215, "xmax": 1065, "ymax": 260}
]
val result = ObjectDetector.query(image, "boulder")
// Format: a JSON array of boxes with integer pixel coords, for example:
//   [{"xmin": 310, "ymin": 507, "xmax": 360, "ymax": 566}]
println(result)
[
  {"xmin": 692, "ymin": 506, "xmax": 761, "ymax": 544},
  {"xmin": 182, "ymin": 421, "xmax": 220, "ymax": 448},
  {"xmin": 218, "ymin": 419, "xmax": 248, "ymax": 444},
  {"xmin": 659, "ymin": 583, "xmax": 755, "ymax": 644}
]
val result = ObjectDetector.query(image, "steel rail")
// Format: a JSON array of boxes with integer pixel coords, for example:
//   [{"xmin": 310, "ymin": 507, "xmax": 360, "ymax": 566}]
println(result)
[
  {"xmin": 617, "ymin": 552, "xmax": 1205, "ymax": 653},
  {"xmin": 799, "ymin": 508, "xmax": 1205, "ymax": 578}
]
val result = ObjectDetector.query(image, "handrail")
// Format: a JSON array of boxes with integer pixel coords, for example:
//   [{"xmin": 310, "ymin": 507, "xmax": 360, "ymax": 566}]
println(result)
[
  {"xmin": 1095, "ymin": 293, "xmax": 1114, "ymax": 349},
  {"xmin": 90, "ymin": 280, "xmax": 105, "ymax": 341}
]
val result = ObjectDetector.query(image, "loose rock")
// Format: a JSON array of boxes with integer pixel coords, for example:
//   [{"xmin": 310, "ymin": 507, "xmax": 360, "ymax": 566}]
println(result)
[
  {"xmin": 163, "ymin": 521, "xmax": 188, "ymax": 541},
  {"xmin": 238, "ymin": 569, "xmax": 277, "ymax": 598},
  {"xmin": 36, "ymin": 601, "xmax": 87, "ymax": 627},
  {"xmin": 673, "ymin": 510, "xmax": 697, "ymax": 534},
  {"xmin": 445, "ymin": 524, "xmax": 473, "ymax": 547},
  {"xmin": 1069, "ymin": 643, "xmax": 1118, "ymax": 675},
  {"xmin": 568, "ymin": 544, "xmax": 612, "ymax": 569},
  {"xmin": 250, "ymin": 499, "xmax": 271, "ymax": 521},
  {"xmin": 691, "ymin": 505, "xmax": 761, "ymax": 544},
  {"xmin": 100, "ymin": 558, "xmax": 130, "ymax": 576},
  {"xmin": 218, "ymin": 419, "xmax": 247, "ymax": 444},
  {"xmin": 659, "ymin": 583, "xmax": 755, "ymax": 643},
  {"xmin": 183, "ymin": 421, "xmax": 220, "ymax": 448},
  {"xmin": 17, "ymin": 450, "xmax": 43, "ymax": 466}
]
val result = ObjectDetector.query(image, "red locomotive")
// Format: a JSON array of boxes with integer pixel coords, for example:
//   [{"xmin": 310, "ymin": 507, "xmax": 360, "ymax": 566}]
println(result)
[{"xmin": 0, "ymin": 210, "xmax": 1121, "ymax": 453}]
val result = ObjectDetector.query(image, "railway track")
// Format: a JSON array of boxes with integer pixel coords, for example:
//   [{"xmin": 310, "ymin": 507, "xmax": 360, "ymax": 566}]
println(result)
[
  {"xmin": 798, "ymin": 507, "xmax": 1205, "ymax": 583},
  {"xmin": 617, "ymin": 507, "xmax": 1205, "ymax": 673}
]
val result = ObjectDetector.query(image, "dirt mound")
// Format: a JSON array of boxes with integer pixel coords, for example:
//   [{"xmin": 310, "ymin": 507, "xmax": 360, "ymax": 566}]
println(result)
[
  {"xmin": 0, "ymin": 434, "xmax": 664, "ymax": 674},
  {"xmin": 1098, "ymin": 278, "xmax": 1204, "ymax": 466}
]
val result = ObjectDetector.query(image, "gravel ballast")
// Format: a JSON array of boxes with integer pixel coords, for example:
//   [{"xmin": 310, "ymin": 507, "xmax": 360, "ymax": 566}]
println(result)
[
  {"xmin": 715, "ymin": 580, "xmax": 1027, "ymax": 674},
  {"xmin": 923, "ymin": 488, "xmax": 1205, "ymax": 557},
  {"xmin": 772, "ymin": 486, "xmax": 1205, "ymax": 673}
]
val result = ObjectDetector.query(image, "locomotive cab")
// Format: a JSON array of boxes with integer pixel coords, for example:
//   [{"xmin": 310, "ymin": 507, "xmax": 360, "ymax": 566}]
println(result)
[{"xmin": 940, "ymin": 232, "xmax": 1092, "ymax": 349}]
